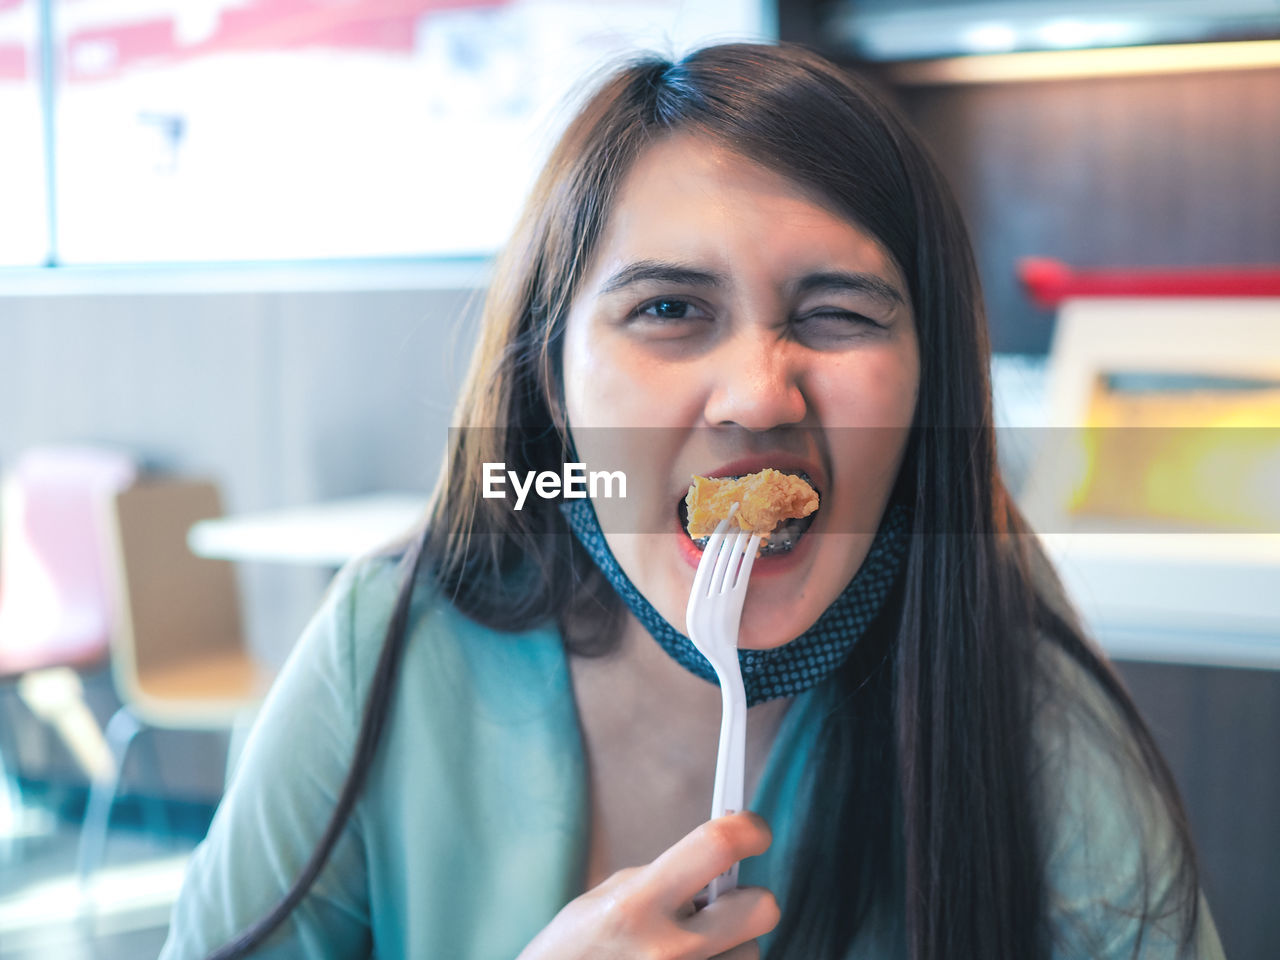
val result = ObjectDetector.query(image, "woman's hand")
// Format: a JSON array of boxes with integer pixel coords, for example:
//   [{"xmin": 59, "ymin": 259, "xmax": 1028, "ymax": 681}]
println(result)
[{"xmin": 517, "ymin": 811, "xmax": 780, "ymax": 960}]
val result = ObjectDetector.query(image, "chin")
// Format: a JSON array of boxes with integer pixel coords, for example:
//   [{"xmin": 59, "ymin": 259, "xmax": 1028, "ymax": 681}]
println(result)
[
  {"xmin": 619, "ymin": 525, "xmax": 870, "ymax": 650},
  {"xmin": 736, "ymin": 592, "xmax": 827, "ymax": 649},
  {"xmin": 736, "ymin": 536, "xmax": 874, "ymax": 648}
]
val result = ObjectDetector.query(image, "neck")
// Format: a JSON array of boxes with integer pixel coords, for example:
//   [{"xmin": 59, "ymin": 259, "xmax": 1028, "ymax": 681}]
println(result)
[{"xmin": 570, "ymin": 610, "xmax": 794, "ymax": 779}]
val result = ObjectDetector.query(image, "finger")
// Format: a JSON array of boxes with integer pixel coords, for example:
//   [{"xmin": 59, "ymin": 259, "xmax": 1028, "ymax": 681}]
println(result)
[
  {"xmin": 685, "ymin": 886, "xmax": 780, "ymax": 955},
  {"xmin": 711, "ymin": 942, "xmax": 759, "ymax": 960},
  {"xmin": 642, "ymin": 812, "xmax": 773, "ymax": 912}
]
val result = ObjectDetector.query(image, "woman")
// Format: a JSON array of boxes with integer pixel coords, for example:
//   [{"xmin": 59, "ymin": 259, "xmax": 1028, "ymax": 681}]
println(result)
[{"xmin": 161, "ymin": 43, "xmax": 1224, "ymax": 959}]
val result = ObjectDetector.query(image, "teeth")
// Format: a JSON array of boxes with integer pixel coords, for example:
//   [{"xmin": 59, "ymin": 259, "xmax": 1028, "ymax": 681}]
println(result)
[
  {"xmin": 759, "ymin": 515, "xmax": 814, "ymax": 554},
  {"xmin": 690, "ymin": 512, "xmax": 815, "ymax": 555}
]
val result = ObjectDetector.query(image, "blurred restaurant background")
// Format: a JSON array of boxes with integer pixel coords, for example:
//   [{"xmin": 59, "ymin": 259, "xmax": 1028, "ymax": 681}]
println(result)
[{"xmin": 0, "ymin": 1, "xmax": 1277, "ymax": 957}]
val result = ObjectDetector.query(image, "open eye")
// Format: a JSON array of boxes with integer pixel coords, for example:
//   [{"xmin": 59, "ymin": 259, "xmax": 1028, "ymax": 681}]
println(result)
[
  {"xmin": 637, "ymin": 298, "xmax": 702, "ymax": 321},
  {"xmin": 625, "ymin": 297, "xmax": 716, "ymax": 341}
]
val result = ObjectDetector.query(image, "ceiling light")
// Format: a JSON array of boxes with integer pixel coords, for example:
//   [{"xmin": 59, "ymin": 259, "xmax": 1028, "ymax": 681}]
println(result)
[
  {"xmin": 959, "ymin": 23, "xmax": 1019, "ymax": 55},
  {"xmin": 890, "ymin": 38, "xmax": 1280, "ymax": 85}
]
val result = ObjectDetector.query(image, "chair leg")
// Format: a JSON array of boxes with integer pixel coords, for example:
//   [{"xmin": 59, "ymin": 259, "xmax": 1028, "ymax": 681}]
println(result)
[
  {"xmin": 76, "ymin": 705, "xmax": 143, "ymax": 890},
  {"xmin": 134, "ymin": 723, "xmax": 175, "ymax": 841},
  {"xmin": 16, "ymin": 667, "xmax": 114, "ymax": 782}
]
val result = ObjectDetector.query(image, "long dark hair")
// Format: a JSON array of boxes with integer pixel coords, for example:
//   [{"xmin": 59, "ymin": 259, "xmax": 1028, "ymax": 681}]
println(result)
[{"xmin": 207, "ymin": 42, "xmax": 1203, "ymax": 959}]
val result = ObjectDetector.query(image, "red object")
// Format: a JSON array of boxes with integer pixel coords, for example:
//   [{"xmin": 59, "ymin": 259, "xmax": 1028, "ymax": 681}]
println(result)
[
  {"xmin": 61, "ymin": 0, "xmax": 510, "ymax": 83},
  {"xmin": 1018, "ymin": 257, "xmax": 1280, "ymax": 310}
]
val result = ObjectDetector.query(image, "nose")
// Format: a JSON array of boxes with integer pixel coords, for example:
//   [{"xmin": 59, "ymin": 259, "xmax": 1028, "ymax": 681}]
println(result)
[{"xmin": 701, "ymin": 328, "xmax": 807, "ymax": 431}]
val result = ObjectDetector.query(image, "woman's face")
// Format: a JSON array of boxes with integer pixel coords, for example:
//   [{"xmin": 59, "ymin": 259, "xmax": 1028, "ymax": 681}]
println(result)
[{"xmin": 562, "ymin": 132, "xmax": 918, "ymax": 648}]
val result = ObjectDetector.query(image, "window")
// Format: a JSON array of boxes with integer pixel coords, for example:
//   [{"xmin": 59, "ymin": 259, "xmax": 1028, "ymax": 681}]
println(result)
[
  {"xmin": 33, "ymin": 0, "xmax": 771, "ymax": 265},
  {"xmin": 0, "ymin": 0, "xmax": 47, "ymax": 266}
]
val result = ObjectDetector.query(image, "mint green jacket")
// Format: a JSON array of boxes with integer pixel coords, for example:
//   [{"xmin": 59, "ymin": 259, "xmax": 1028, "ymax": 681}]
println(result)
[{"xmin": 160, "ymin": 558, "xmax": 1225, "ymax": 959}]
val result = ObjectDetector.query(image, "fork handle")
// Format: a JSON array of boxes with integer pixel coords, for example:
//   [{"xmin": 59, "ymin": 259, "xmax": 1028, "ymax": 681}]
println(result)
[{"xmin": 708, "ymin": 659, "xmax": 747, "ymax": 902}]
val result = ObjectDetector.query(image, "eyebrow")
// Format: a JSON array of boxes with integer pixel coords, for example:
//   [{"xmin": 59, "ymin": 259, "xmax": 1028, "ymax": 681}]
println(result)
[
  {"xmin": 597, "ymin": 260, "xmax": 907, "ymax": 306},
  {"xmin": 598, "ymin": 260, "xmax": 726, "ymax": 294},
  {"xmin": 792, "ymin": 271, "xmax": 906, "ymax": 306}
]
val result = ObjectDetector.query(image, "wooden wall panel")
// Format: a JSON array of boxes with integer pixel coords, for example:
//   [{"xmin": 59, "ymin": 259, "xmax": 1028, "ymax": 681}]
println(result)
[
  {"xmin": 897, "ymin": 67, "xmax": 1280, "ymax": 354},
  {"xmin": 1116, "ymin": 660, "xmax": 1280, "ymax": 960}
]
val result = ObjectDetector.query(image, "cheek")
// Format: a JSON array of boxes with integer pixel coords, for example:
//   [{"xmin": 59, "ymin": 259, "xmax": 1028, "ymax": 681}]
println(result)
[
  {"xmin": 564, "ymin": 333, "xmax": 623, "ymax": 429},
  {"xmin": 564, "ymin": 331, "xmax": 697, "ymax": 430},
  {"xmin": 809, "ymin": 350, "xmax": 919, "ymax": 429},
  {"xmin": 812, "ymin": 349, "xmax": 918, "ymax": 533},
  {"xmin": 562, "ymin": 325, "xmax": 696, "ymax": 629},
  {"xmin": 562, "ymin": 323, "xmax": 687, "ymax": 527}
]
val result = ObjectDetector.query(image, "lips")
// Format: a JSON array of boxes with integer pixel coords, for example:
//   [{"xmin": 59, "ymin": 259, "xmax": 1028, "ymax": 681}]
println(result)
[{"xmin": 676, "ymin": 458, "xmax": 825, "ymax": 556}]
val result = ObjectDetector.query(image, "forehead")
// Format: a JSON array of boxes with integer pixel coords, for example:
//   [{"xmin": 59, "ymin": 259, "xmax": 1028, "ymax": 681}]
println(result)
[{"xmin": 581, "ymin": 132, "xmax": 904, "ymax": 291}]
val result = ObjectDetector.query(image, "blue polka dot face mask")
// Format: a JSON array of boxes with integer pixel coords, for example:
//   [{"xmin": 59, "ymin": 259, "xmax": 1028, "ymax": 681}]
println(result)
[{"xmin": 558, "ymin": 497, "xmax": 910, "ymax": 706}]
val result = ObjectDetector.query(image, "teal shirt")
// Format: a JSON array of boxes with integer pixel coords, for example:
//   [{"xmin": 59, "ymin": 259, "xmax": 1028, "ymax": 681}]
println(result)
[{"xmin": 160, "ymin": 557, "xmax": 1225, "ymax": 959}]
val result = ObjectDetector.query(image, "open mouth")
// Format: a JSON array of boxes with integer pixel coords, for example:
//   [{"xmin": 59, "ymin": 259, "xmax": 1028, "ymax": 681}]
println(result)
[{"xmin": 677, "ymin": 469, "xmax": 821, "ymax": 556}]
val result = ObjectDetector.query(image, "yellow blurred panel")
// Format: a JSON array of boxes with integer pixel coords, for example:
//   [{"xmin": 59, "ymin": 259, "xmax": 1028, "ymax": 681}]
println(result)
[{"xmin": 1070, "ymin": 378, "xmax": 1280, "ymax": 531}]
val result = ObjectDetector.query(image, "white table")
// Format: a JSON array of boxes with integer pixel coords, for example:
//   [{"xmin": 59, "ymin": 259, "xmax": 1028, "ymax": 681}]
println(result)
[
  {"xmin": 188, "ymin": 493, "xmax": 428, "ymax": 566},
  {"xmin": 184, "ymin": 483, "xmax": 1280, "ymax": 670},
  {"xmin": 1038, "ymin": 532, "xmax": 1280, "ymax": 671}
]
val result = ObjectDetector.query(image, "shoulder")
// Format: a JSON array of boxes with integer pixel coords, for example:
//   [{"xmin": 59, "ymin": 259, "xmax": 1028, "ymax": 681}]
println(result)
[
  {"xmin": 343, "ymin": 555, "xmax": 587, "ymax": 956},
  {"xmin": 314, "ymin": 552, "xmax": 569, "ymax": 717},
  {"xmin": 160, "ymin": 554, "xmax": 582, "ymax": 960},
  {"xmin": 1031, "ymin": 638, "xmax": 1224, "ymax": 959}
]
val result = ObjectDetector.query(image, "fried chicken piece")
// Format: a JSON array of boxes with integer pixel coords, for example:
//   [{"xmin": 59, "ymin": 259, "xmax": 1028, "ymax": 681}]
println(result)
[{"xmin": 684, "ymin": 468, "xmax": 819, "ymax": 543}]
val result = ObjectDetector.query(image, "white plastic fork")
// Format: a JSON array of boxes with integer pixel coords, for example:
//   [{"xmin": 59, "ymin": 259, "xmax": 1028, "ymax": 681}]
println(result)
[{"xmin": 685, "ymin": 506, "xmax": 762, "ymax": 903}]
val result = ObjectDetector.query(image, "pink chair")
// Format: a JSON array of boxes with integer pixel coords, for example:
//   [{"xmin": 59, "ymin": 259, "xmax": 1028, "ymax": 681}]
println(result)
[{"xmin": 0, "ymin": 446, "xmax": 137, "ymax": 837}]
